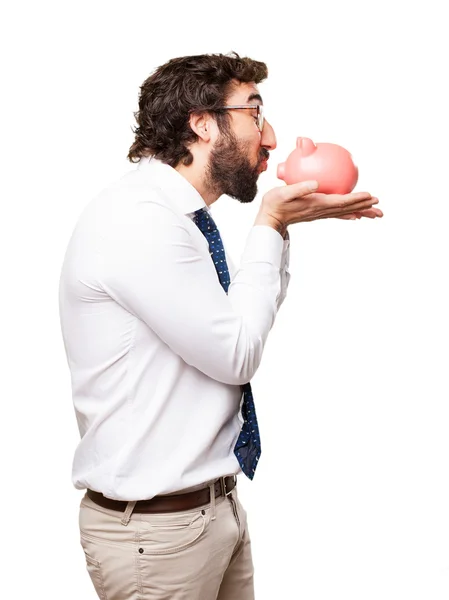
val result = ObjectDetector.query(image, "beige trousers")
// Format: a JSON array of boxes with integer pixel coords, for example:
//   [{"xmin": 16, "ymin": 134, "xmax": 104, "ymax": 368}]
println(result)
[{"xmin": 78, "ymin": 478, "xmax": 254, "ymax": 599}]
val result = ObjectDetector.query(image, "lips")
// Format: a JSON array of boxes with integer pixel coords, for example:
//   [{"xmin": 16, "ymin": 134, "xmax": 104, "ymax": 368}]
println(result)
[{"xmin": 259, "ymin": 160, "xmax": 268, "ymax": 173}]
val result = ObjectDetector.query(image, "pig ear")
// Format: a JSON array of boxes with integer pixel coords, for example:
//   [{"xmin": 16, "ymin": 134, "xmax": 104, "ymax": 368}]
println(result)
[{"xmin": 296, "ymin": 137, "xmax": 316, "ymax": 153}]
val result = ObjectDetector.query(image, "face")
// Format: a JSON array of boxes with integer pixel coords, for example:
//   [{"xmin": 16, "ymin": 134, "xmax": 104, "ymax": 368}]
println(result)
[{"xmin": 205, "ymin": 82, "xmax": 277, "ymax": 204}]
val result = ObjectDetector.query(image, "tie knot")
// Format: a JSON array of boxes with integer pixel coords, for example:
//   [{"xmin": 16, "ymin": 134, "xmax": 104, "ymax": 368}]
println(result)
[
  {"xmin": 193, "ymin": 207, "xmax": 215, "ymax": 233},
  {"xmin": 193, "ymin": 208, "xmax": 207, "ymax": 217}
]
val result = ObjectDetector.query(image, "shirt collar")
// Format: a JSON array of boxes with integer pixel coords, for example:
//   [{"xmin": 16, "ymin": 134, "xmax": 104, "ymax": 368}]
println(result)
[{"xmin": 137, "ymin": 156, "xmax": 209, "ymax": 215}]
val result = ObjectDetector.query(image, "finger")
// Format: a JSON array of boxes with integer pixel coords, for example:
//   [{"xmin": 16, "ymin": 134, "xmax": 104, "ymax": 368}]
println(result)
[
  {"xmin": 330, "ymin": 208, "xmax": 384, "ymax": 221},
  {"xmin": 342, "ymin": 198, "xmax": 379, "ymax": 212},
  {"xmin": 302, "ymin": 200, "xmax": 380, "ymax": 221},
  {"xmin": 356, "ymin": 208, "xmax": 384, "ymax": 218},
  {"xmin": 337, "ymin": 214, "xmax": 358, "ymax": 220},
  {"xmin": 279, "ymin": 180, "xmax": 320, "ymax": 201},
  {"xmin": 300, "ymin": 192, "xmax": 377, "ymax": 212},
  {"xmin": 316, "ymin": 199, "xmax": 378, "ymax": 219},
  {"xmin": 325, "ymin": 191, "xmax": 373, "ymax": 202}
]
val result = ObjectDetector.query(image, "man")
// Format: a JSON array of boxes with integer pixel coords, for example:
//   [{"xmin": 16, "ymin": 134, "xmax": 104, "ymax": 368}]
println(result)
[{"xmin": 59, "ymin": 52, "xmax": 382, "ymax": 600}]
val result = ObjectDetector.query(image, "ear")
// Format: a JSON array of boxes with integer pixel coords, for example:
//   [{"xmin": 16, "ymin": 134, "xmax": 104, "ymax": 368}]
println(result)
[{"xmin": 189, "ymin": 112, "xmax": 213, "ymax": 142}]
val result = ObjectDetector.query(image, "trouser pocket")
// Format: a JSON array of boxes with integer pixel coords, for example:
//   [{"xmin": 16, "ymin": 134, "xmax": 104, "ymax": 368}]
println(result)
[
  {"xmin": 136, "ymin": 510, "xmax": 208, "ymax": 555},
  {"xmin": 80, "ymin": 539, "xmax": 108, "ymax": 600}
]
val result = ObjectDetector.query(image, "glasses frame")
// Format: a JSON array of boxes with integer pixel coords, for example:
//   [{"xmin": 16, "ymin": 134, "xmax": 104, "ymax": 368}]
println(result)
[{"xmin": 216, "ymin": 104, "xmax": 264, "ymax": 132}]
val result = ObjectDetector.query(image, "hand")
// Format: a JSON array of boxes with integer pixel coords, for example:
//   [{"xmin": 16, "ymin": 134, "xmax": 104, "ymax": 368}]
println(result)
[
  {"xmin": 255, "ymin": 180, "xmax": 382, "ymax": 232},
  {"xmin": 337, "ymin": 207, "xmax": 383, "ymax": 220}
]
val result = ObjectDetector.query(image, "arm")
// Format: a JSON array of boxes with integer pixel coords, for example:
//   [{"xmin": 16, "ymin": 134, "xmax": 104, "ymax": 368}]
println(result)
[{"xmin": 98, "ymin": 199, "xmax": 285, "ymax": 386}]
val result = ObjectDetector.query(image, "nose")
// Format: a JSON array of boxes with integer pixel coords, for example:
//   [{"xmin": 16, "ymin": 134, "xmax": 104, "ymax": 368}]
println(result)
[{"xmin": 261, "ymin": 119, "xmax": 277, "ymax": 151}]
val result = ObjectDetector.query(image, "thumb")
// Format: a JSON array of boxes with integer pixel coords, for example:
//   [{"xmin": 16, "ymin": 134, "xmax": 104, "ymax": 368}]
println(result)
[{"xmin": 282, "ymin": 180, "xmax": 319, "ymax": 200}]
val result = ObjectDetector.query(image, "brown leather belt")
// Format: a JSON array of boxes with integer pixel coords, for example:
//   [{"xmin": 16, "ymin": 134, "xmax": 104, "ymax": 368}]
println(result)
[{"xmin": 86, "ymin": 475, "xmax": 237, "ymax": 514}]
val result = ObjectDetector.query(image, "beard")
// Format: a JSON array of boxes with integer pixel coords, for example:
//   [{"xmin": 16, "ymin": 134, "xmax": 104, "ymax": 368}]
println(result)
[{"xmin": 204, "ymin": 129, "xmax": 264, "ymax": 204}]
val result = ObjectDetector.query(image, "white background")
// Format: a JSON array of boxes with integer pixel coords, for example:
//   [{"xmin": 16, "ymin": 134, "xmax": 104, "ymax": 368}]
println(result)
[{"xmin": 2, "ymin": 1, "xmax": 448, "ymax": 598}]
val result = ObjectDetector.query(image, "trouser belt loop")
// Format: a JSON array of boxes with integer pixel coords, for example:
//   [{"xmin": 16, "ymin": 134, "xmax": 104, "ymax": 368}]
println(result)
[
  {"xmin": 209, "ymin": 482, "xmax": 216, "ymax": 521},
  {"xmin": 221, "ymin": 474, "xmax": 235, "ymax": 497},
  {"xmin": 121, "ymin": 500, "xmax": 137, "ymax": 526}
]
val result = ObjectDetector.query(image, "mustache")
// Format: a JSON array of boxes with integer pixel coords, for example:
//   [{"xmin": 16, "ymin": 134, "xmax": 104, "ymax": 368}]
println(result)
[{"xmin": 259, "ymin": 150, "xmax": 270, "ymax": 162}]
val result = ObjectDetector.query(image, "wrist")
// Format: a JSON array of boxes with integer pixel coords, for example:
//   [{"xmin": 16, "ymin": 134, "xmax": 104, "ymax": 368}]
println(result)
[{"xmin": 254, "ymin": 211, "xmax": 286, "ymax": 236}]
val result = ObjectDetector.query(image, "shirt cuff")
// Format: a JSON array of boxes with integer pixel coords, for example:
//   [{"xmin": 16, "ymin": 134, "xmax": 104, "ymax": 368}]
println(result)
[{"xmin": 242, "ymin": 225, "xmax": 284, "ymax": 270}]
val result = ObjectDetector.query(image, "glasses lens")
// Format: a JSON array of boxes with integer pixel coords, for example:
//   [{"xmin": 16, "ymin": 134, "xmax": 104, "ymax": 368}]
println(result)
[{"xmin": 258, "ymin": 105, "xmax": 264, "ymax": 131}]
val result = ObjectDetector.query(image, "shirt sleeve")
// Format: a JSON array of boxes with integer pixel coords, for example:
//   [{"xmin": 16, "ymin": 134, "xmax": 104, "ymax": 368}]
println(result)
[
  {"xmin": 277, "ymin": 229, "xmax": 291, "ymax": 310},
  {"xmin": 98, "ymin": 199, "xmax": 287, "ymax": 386}
]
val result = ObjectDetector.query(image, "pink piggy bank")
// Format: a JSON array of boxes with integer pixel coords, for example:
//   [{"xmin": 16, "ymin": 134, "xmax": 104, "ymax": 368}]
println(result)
[{"xmin": 277, "ymin": 137, "xmax": 359, "ymax": 194}]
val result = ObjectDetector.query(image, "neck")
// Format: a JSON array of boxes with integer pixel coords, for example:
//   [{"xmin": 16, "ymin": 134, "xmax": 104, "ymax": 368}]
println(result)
[{"xmin": 175, "ymin": 155, "xmax": 219, "ymax": 207}]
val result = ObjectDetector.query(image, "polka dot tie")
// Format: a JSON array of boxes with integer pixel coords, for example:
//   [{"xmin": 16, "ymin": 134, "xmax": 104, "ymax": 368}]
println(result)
[{"xmin": 192, "ymin": 207, "xmax": 261, "ymax": 480}]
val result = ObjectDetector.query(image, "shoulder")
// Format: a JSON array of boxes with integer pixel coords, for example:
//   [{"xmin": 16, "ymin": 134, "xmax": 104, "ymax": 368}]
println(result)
[{"xmin": 89, "ymin": 169, "xmax": 183, "ymax": 231}]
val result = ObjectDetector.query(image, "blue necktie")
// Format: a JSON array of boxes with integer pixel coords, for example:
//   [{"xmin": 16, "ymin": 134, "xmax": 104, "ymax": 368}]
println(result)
[{"xmin": 192, "ymin": 207, "xmax": 261, "ymax": 480}]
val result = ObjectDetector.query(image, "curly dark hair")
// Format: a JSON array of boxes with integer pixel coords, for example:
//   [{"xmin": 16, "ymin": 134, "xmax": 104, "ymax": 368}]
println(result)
[{"xmin": 127, "ymin": 52, "xmax": 268, "ymax": 168}]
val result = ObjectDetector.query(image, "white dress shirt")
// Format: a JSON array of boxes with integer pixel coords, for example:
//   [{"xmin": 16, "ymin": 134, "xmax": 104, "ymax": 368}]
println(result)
[{"xmin": 58, "ymin": 156, "xmax": 291, "ymax": 500}]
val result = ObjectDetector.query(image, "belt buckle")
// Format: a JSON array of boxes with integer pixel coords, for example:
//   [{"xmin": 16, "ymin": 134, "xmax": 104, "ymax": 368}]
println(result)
[{"xmin": 220, "ymin": 475, "xmax": 235, "ymax": 497}]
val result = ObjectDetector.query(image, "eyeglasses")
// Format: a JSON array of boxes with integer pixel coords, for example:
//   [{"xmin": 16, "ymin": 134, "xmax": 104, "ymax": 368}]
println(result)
[{"xmin": 216, "ymin": 104, "xmax": 264, "ymax": 132}]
